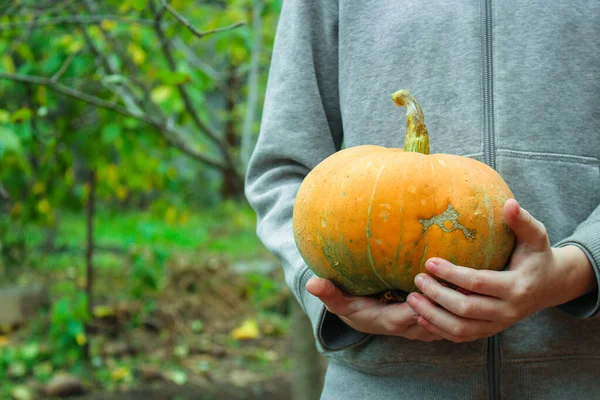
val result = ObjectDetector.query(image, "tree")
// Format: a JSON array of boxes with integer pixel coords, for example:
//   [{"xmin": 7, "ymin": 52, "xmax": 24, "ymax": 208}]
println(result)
[{"xmin": 0, "ymin": 0, "xmax": 281, "ymax": 200}]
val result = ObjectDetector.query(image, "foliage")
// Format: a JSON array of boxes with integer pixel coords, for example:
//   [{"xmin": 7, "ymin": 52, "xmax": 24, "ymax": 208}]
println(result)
[
  {"xmin": 0, "ymin": 0, "xmax": 291, "ymax": 397},
  {"xmin": 0, "ymin": 0, "xmax": 282, "ymax": 221}
]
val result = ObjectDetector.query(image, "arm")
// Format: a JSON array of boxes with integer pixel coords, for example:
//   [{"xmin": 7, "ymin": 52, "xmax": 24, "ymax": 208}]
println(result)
[
  {"xmin": 245, "ymin": 0, "xmax": 367, "ymax": 351},
  {"xmin": 553, "ymin": 202, "xmax": 600, "ymax": 317}
]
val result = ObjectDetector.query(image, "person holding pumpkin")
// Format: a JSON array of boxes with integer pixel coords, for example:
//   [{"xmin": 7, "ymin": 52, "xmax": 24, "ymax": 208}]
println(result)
[{"xmin": 245, "ymin": 1, "xmax": 600, "ymax": 399}]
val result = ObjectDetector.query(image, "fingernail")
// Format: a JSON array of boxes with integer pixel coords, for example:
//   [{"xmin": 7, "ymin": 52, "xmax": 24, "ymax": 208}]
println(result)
[
  {"xmin": 414, "ymin": 274, "xmax": 426, "ymax": 288},
  {"xmin": 406, "ymin": 294, "xmax": 417, "ymax": 304},
  {"xmin": 425, "ymin": 260, "xmax": 438, "ymax": 272}
]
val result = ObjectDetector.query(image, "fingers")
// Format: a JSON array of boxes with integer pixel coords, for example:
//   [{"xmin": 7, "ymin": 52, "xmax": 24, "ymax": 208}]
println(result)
[
  {"xmin": 305, "ymin": 277, "xmax": 365, "ymax": 317},
  {"xmin": 407, "ymin": 293, "xmax": 493, "ymax": 342},
  {"xmin": 504, "ymin": 198, "xmax": 549, "ymax": 251},
  {"xmin": 402, "ymin": 323, "xmax": 443, "ymax": 342},
  {"xmin": 417, "ymin": 317, "xmax": 479, "ymax": 343},
  {"xmin": 306, "ymin": 278, "xmax": 443, "ymax": 340},
  {"xmin": 424, "ymin": 258, "xmax": 511, "ymax": 297},
  {"xmin": 414, "ymin": 273, "xmax": 503, "ymax": 320}
]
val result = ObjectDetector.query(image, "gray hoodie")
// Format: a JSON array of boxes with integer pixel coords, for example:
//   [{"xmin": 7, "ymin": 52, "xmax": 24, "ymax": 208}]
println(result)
[{"xmin": 245, "ymin": 1, "xmax": 600, "ymax": 399}]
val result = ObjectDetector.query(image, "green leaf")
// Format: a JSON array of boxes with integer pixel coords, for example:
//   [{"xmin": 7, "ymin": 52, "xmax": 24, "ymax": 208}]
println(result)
[
  {"xmin": 151, "ymin": 86, "xmax": 173, "ymax": 104},
  {"xmin": 10, "ymin": 107, "xmax": 33, "ymax": 123},
  {"xmin": 102, "ymin": 123, "xmax": 122, "ymax": 144},
  {"xmin": 123, "ymin": 117, "xmax": 140, "ymax": 129},
  {"xmin": 156, "ymin": 70, "xmax": 192, "ymax": 85},
  {"xmin": 132, "ymin": 0, "xmax": 149, "ymax": 11},
  {"xmin": 19, "ymin": 343, "xmax": 40, "ymax": 361},
  {"xmin": 8, "ymin": 361, "xmax": 27, "ymax": 378},
  {"xmin": 0, "ymin": 109, "xmax": 10, "ymax": 123},
  {"xmin": 167, "ymin": 370, "xmax": 188, "ymax": 385},
  {"xmin": 0, "ymin": 127, "xmax": 22, "ymax": 156}
]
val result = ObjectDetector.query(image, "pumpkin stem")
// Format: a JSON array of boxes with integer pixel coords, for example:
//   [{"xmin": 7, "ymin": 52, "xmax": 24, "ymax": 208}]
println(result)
[{"xmin": 392, "ymin": 89, "xmax": 430, "ymax": 154}]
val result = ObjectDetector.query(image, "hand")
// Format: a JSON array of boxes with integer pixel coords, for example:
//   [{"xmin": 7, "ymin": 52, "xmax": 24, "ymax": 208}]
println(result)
[
  {"xmin": 406, "ymin": 198, "xmax": 596, "ymax": 343},
  {"xmin": 306, "ymin": 277, "xmax": 442, "ymax": 341}
]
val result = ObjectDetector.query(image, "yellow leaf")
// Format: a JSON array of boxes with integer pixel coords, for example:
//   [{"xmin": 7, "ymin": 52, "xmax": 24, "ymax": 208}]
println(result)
[
  {"xmin": 129, "ymin": 23, "xmax": 141, "ymax": 40},
  {"xmin": 118, "ymin": 2, "xmax": 132, "ymax": 14},
  {"xmin": 10, "ymin": 202, "xmax": 22, "ymax": 216},
  {"xmin": 116, "ymin": 185, "xmax": 128, "ymax": 201},
  {"xmin": 166, "ymin": 166, "xmax": 177, "ymax": 180},
  {"xmin": 178, "ymin": 211, "xmax": 190, "ymax": 225},
  {"xmin": 35, "ymin": 85, "xmax": 47, "ymax": 106},
  {"xmin": 0, "ymin": 336, "xmax": 9, "ymax": 347},
  {"xmin": 68, "ymin": 40, "xmax": 84, "ymax": 54},
  {"xmin": 0, "ymin": 109, "xmax": 9, "ymax": 123},
  {"xmin": 111, "ymin": 366, "xmax": 132, "ymax": 382},
  {"xmin": 59, "ymin": 34, "xmax": 73, "ymax": 47},
  {"xmin": 101, "ymin": 19, "xmax": 117, "ymax": 31},
  {"xmin": 231, "ymin": 319, "xmax": 260, "ymax": 340},
  {"xmin": 37, "ymin": 198, "xmax": 51, "ymax": 215},
  {"xmin": 151, "ymin": 86, "xmax": 173, "ymax": 104},
  {"xmin": 32, "ymin": 181, "xmax": 46, "ymax": 195},
  {"xmin": 231, "ymin": 46, "xmax": 247, "ymax": 64},
  {"xmin": 127, "ymin": 43, "xmax": 146, "ymax": 65},
  {"xmin": 76, "ymin": 332, "xmax": 87, "ymax": 346},
  {"xmin": 106, "ymin": 164, "xmax": 119, "ymax": 185},
  {"xmin": 165, "ymin": 206, "xmax": 177, "ymax": 225},
  {"xmin": 1, "ymin": 55, "xmax": 15, "ymax": 74},
  {"xmin": 87, "ymin": 25, "xmax": 102, "ymax": 39},
  {"xmin": 93, "ymin": 305, "xmax": 116, "ymax": 318}
]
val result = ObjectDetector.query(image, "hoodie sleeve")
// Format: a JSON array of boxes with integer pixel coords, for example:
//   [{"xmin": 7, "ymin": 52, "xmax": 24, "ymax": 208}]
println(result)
[
  {"xmin": 554, "ymin": 203, "xmax": 600, "ymax": 318},
  {"xmin": 244, "ymin": 0, "xmax": 370, "ymax": 351}
]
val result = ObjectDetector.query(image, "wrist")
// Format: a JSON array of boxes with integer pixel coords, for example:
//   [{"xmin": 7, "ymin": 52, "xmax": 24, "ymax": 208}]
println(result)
[{"xmin": 552, "ymin": 245, "xmax": 596, "ymax": 306}]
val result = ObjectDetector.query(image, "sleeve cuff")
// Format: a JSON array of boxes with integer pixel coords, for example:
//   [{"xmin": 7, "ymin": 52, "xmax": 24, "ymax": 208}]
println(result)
[
  {"xmin": 297, "ymin": 267, "xmax": 371, "ymax": 352},
  {"xmin": 554, "ymin": 242, "xmax": 600, "ymax": 318}
]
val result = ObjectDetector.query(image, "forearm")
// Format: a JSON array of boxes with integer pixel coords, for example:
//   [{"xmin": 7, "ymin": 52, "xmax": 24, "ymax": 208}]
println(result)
[{"xmin": 552, "ymin": 245, "xmax": 597, "ymax": 307}]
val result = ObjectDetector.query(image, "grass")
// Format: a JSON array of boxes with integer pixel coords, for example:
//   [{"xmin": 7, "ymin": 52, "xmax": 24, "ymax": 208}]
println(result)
[
  {"xmin": 22, "ymin": 201, "xmax": 270, "ymax": 262},
  {"xmin": 0, "ymin": 201, "xmax": 289, "ymax": 399}
]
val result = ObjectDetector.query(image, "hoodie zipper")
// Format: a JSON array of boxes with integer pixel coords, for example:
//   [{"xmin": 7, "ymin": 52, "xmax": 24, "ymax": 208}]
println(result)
[
  {"xmin": 481, "ymin": 0, "xmax": 500, "ymax": 399},
  {"xmin": 482, "ymin": 0, "xmax": 496, "ymax": 170}
]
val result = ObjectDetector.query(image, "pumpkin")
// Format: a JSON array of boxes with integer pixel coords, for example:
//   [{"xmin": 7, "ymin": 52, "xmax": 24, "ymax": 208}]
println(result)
[{"xmin": 292, "ymin": 89, "xmax": 516, "ymax": 301}]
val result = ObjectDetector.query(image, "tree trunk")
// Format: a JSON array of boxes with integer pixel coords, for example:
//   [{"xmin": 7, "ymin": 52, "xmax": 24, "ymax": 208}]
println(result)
[
  {"xmin": 291, "ymin": 298, "xmax": 327, "ymax": 400},
  {"xmin": 221, "ymin": 65, "xmax": 242, "ymax": 199},
  {"xmin": 241, "ymin": 0, "xmax": 263, "ymax": 170},
  {"xmin": 84, "ymin": 169, "xmax": 96, "ymax": 363}
]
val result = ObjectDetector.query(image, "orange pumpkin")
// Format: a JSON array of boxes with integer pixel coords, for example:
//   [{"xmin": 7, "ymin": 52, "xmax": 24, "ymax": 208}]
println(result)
[{"xmin": 292, "ymin": 89, "xmax": 516, "ymax": 300}]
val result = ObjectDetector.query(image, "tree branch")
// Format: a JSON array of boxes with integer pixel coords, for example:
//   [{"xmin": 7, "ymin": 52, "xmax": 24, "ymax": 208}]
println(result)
[
  {"xmin": 150, "ymin": 2, "xmax": 242, "ymax": 183},
  {"xmin": 159, "ymin": 0, "xmax": 245, "ymax": 39},
  {"xmin": 171, "ymin": 38, "xmax": 223, "ymax": 82},
  {"xmin": 0, "ymin": 72, "xmax": 226, "ymax": 170},
  {"xmin": 51, "ymin": 51, "xmax": 79, "ymax": 82},
  {"xmin": 0, "ymin": 16, "xmax": 153, "ymax": 30},
  {"xmin": 80, "ymin": 0, "xmax": 164, "ymax": 119},
  {"xmin": 19, "ymin": 0, "xmax": 76, "ymax": 11},
  {"xmin": 0, "ymin": 182, "xmax": 9, "ymax": 201}
]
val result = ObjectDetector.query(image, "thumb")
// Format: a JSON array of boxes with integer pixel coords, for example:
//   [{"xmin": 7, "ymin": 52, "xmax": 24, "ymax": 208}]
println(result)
[
  {"xmin": 306, "ymin": 277, "xmax": 360, "ymax": 317},
  {"xmin": 504, "ymin": 198, "xmax": 549, "ymax": 251}
]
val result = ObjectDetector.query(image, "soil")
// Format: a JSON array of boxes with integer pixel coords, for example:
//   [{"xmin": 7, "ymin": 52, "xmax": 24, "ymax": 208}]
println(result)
[{"xmin": 78, "ymin": 379, "xmax": 291, "ymax": 400}]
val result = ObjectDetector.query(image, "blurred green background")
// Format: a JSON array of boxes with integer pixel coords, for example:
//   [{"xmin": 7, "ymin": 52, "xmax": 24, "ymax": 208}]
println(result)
[{"xmin": 0, "ymin": 1, "xmax": 325, "ymax": 399}]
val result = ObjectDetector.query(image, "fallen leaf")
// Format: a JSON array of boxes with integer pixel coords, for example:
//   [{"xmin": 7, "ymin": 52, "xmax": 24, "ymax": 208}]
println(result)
[
  {"xmin": 111, "ymin": 366, "xmax": 132, "ymax": 382},
  {"xmin": 231, "ymin": 319, "xmax": 260, "ymax": 340}
]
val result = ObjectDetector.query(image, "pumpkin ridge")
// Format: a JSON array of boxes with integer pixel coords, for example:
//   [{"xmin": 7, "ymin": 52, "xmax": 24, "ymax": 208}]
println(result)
[
  {"xmin": 317, "ymin": 230, "xmax": 361, "ymax": 292},
  {"xmin": 483, "ymin": 185, "xmax": 495, "ymax": 269},
  {"xmin": 366, "ymin": 162, "xmax": 393, "ymax": 291}
]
